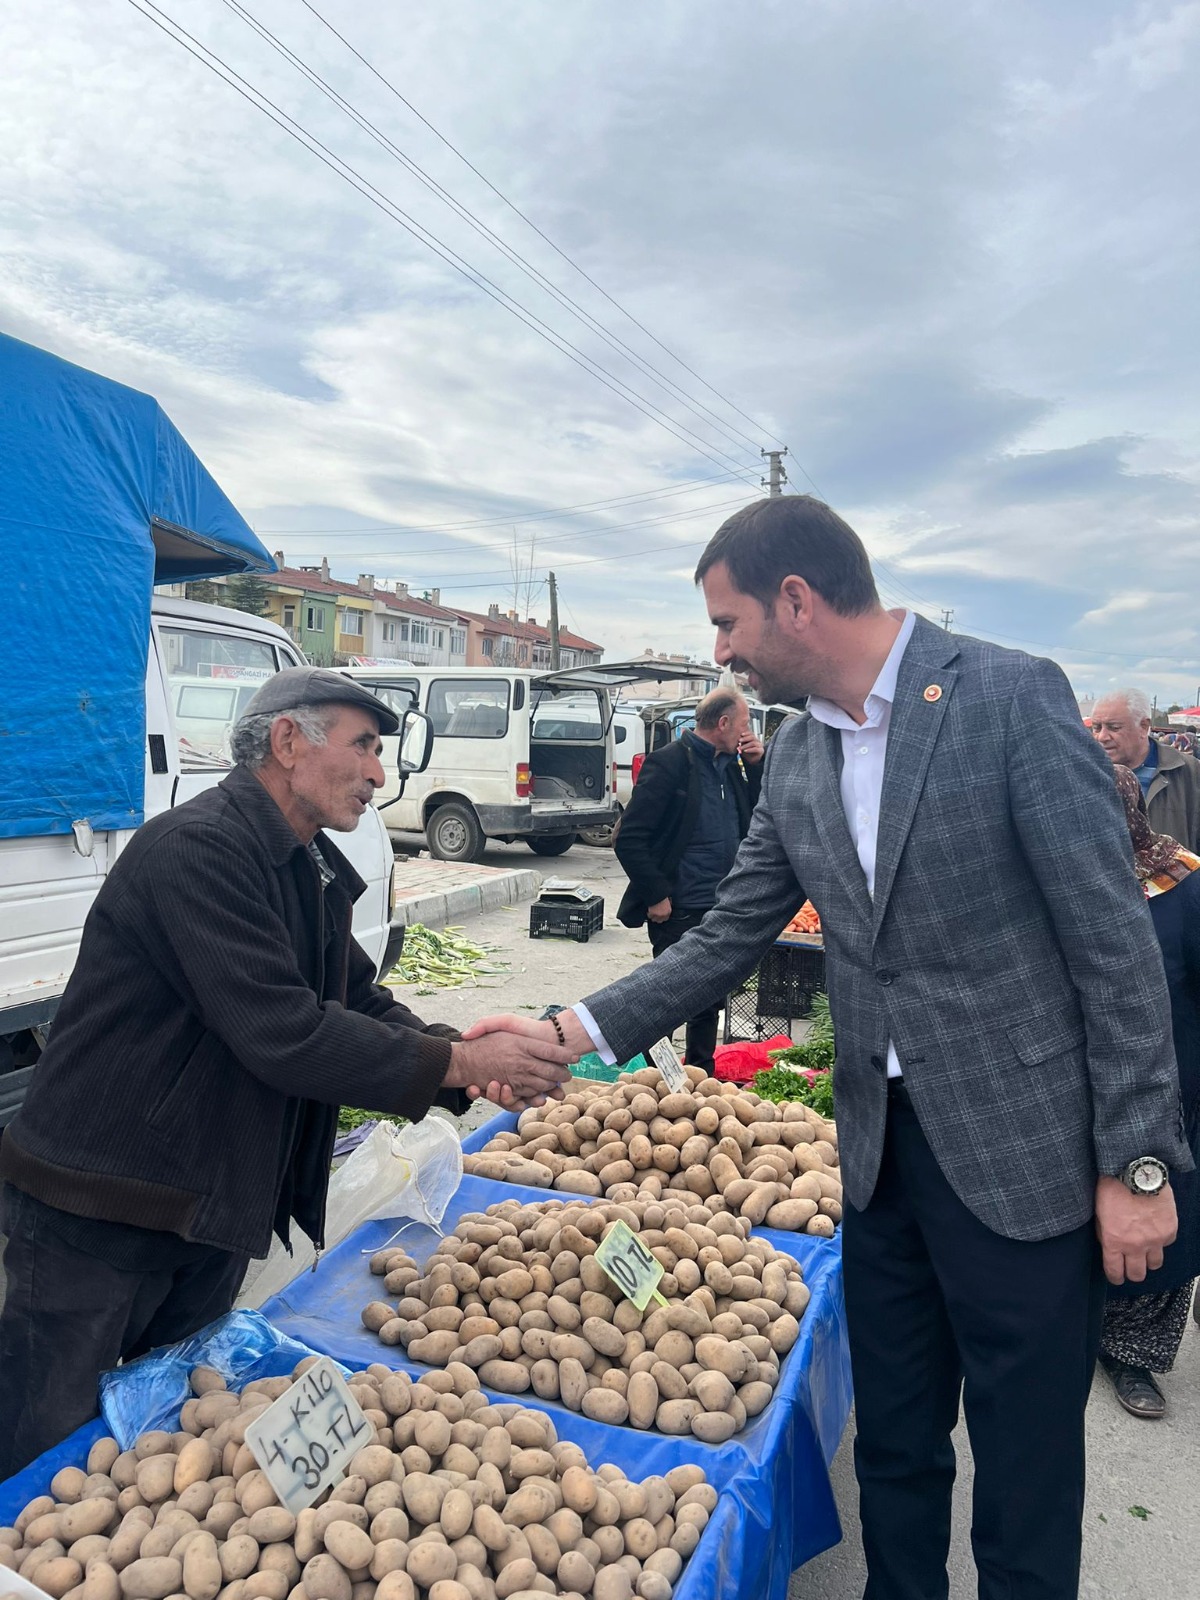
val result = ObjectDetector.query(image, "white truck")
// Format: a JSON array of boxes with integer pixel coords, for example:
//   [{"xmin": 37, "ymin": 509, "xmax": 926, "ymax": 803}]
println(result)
[{"xmin": 0, "ymin": 336, "xmax": 426, "ymax": 1125}]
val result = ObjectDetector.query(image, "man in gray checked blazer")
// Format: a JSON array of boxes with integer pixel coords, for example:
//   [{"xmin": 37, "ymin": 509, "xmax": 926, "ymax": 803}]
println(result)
[{"xmin": 467, "ymin": 496, "xmax": 1189, "ymax": 1599}]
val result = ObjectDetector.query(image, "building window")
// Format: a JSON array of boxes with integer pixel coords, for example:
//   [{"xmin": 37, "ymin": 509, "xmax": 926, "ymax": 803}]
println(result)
[
  {"xmin": 434, "ymin": 629, "xmax": 445, "ymax": 649},
  {"xmin": 281, "ymin": 604, "xmax": 296, "ymax": 629},
  {"xmin": 518, "ymin": 644, "xmax": 528, "ymax": 664},
  {"xmin": 450, "ymin": 629, "xmax": 466, "ymax": 654},
  {"xmin": 382, "ymin": 621, "xmax": 395, "ymax": 642},
  {"xmin": 400, "ymin": 620, "xmax": 410, "ymax": 641},
  {"xmin": 411, "ymin": 621, "xmax": 429, "ymax": 645},
  {"xmin": 339, "ymin": 609, "xmax": 364, "ymax": 637},
  {"xmin": 306, "ymin": 605, "xmax": 326, "ymax": 632},
  {"xmin": 482, "ymin": 637, "xmax": 493, "ymax": 658}
]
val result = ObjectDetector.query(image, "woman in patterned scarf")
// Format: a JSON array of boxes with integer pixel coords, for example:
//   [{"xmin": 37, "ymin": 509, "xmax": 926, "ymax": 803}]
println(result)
[{"xmin": 1099, "ymin": 766, "xmax": 1200, "ymax": 1417}]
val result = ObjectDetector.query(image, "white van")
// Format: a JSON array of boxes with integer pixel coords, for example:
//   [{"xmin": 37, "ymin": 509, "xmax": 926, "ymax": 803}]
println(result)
[
  {"xmin": 0, "ymin": 596, "xmax": 427, "ymax": 1125},
  {"xmin": 337, "ymin": 663, "xmax": 696, "ymax": 862}
]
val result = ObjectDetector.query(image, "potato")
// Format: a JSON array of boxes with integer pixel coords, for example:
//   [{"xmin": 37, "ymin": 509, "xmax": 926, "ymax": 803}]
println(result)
[
  {"xmin": 246, "ymin": 1511, "xmax": 296, "ymax": 1548},
  {"xmin": 592, "ymin": 1565, "xmax": 634, "ymax": 1600},
  {"xmin": 320, "ymin": 1522, "xmax": 372, "ymax": 1572},
  {"xmin": 82, "ymin": 1562, "xmax": 123, "ymax": 1600},
  {"xmin": 301, "ymin": 1554, "xmax": 351, "ymax": 1600},
  {"xmin": 374, "ymin": 1573, "xmax": 415, "ymax": 1600},
  {"xmin": 120, "ymin": 1557, "xmax": 184, "ymax": 1599},
  {"xmin": 404, "ymin": 1543, "xmax": 456, "ymax": 1588},
  {"xmin": 219, "ymin": 1537, "xmax": 260, "ymax": 1583},
  {"xmin": 182, "ymin": 1533, "xmax": 223, "ymax": 1600}
]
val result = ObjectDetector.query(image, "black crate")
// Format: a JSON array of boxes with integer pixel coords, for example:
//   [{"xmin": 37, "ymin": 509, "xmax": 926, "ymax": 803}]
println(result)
[
  {"xmin": 757, "ymin": 941, "xmax": 825, "ymax": 1015},
  {"xmin": 722, "ymin": 985, "xmax": 793, "ymax": 1044},
  {"xmin": 721, "ymin": 939, "xmax": 825, "ymax": 1043},
  {"xmin": 529, "ymin": 894, "xmax": 605, "ymax": 943}
]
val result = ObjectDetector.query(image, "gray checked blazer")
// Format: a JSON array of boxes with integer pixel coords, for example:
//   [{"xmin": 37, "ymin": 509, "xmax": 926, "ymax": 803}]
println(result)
[{"xmin": 583, "ymin": 617, "xmax": 1192, "ymax": 1242}]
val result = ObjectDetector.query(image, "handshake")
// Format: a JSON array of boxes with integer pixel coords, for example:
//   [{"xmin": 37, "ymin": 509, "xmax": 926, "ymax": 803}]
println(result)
[{"xmin": 442, "ymin": 1008, "xmax": 595, "ymax": 1112}]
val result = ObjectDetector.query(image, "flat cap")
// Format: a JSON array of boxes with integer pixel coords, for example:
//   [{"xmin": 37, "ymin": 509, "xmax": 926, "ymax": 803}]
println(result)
[{"xmin": 242, "ymin": 667, "xmax": 400, "ymax": 735}]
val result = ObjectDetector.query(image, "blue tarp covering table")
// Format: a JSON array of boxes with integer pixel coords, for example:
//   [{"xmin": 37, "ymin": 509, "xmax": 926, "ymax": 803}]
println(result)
[
  {"xmin": 259, "ymin": 1172, "xmax": 852, "ymax": 1599},
  {"xmin": 0, "ymin": 1172, "xmax": 852, "ymax": 1600},
  {"xmin": 0, "ymin": 333, "xmax": 274, "ymax": 839}
]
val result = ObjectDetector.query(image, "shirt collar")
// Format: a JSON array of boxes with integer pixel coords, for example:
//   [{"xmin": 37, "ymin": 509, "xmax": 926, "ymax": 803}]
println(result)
[{"xmin": 807, "ymin": 609, "xmax": 917, "ymax": 732}]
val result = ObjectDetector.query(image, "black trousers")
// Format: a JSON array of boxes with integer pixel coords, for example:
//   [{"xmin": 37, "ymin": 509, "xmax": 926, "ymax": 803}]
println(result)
[
  {"xmin": 647, "ymin": 908, "xmax": 719, "ymax": 1069},
  {"xmin": 843, "ymin": 1083, "xmax": 1105, "ymax": 1600},
  {"xmin": 0, "ymin": 1187, "xmax": 248, "ymax": 1478}
]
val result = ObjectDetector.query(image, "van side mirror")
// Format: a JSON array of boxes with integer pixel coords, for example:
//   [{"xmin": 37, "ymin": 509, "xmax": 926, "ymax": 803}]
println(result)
[
  {"xmin": 397, "ymin": 708, "xmax": 434, "ymax": 790},
  {"xmin": 614, "ymin": 725, "xmax": 627, "ymax": 744}
]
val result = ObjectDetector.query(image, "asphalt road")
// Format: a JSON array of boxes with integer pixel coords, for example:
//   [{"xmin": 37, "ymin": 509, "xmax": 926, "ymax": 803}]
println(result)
[{"xmin": 4, "ymin": 834, "xmax": 1197, "ymax": 1597}]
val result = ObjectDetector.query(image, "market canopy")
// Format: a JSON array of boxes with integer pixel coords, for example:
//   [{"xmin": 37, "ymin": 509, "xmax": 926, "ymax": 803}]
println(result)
[{"xmin": 0, "ymin": 333, "xmax": 275, "ymax": 837}]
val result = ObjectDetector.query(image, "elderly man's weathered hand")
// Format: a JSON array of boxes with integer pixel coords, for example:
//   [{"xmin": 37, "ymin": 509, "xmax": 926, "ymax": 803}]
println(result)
[
  {"xmin": 445, "ymin": 1026, "xmax": 574, "ymax": 1108},
  {"xmin": 738, "ymin": 732, "xmax": 765, "ymax": 765},
  {"xmin": 1094, "ymin": 1175, "xmax": 1178, "ymax": 1284}
]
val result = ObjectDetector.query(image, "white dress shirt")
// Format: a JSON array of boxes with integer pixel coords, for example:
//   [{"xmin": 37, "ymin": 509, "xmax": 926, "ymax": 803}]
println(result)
[
  {"xmin": 575, "ymin": 609, "xmax": 917, "ymax": 1073},
  {"xmin": 806, "ymin": 609, "xmax": 915, "ymax": 1078}
]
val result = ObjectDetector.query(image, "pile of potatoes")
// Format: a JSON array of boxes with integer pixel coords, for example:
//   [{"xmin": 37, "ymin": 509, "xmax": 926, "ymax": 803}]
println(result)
[
  {"xmin": 0, "ymin": 1361, "xmax": 714, "ymax": 1600},
  {"xmin": 360, "ymin": 1195, "xmax": 807, "ymax": 1444},
  {"xmin": 461, "ymin": 1065, "xmax": 841, "ymax": 1239}
]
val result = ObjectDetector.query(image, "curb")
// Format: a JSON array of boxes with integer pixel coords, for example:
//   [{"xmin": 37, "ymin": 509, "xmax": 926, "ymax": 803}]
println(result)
[{"xmin": 392, "ymin": 867, "xmax": 542, "ymax": 929}]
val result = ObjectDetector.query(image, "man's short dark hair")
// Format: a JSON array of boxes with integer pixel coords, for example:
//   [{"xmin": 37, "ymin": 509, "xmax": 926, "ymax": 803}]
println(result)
[
  {"xmin": 694, "ymin": 496, "xmax": 879, "ymax": 616},
  {"xmin": 694, "ymin": 688, "xmax": 745, "ymax": 730}
]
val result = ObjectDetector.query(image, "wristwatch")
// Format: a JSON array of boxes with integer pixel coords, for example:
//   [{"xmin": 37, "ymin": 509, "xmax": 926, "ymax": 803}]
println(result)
[{"xmin": 1120, "ymin": 1156, "xmax": 1170, "ymax": 1196}]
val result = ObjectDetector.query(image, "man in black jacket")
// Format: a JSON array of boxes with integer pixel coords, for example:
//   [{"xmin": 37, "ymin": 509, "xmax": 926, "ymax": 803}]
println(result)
[
  {"xmin": 0, "ymin": 669, "xmax": 572, "ymax": 1475},
  {"xmin": 615, "ymin": 688, "xmax": 763, "ymax": 1067}
]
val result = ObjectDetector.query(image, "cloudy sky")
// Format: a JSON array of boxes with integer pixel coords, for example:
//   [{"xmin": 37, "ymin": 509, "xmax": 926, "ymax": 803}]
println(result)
[{"xmin": 4, "ymin": 0, "xmax": 1199, "ymax": 701}]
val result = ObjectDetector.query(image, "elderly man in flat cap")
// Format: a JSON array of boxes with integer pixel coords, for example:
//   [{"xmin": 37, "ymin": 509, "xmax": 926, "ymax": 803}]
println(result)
[{"xmin": 0, "ymin": 670, "xmax": 574, "ymax": 1474}]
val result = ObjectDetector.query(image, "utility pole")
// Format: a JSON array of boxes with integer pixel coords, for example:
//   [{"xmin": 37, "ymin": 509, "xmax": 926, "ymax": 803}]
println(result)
[
  {"xmin": 940, "ymin": 608, "xmax": 955, "ymax": 631},
  {"xmin": 548, "ymin": 571, "xmax": 561, "ymax": 670},
  {"xmin": 761, "ymin": 448, "xmax": 788, "ymax": 496}
]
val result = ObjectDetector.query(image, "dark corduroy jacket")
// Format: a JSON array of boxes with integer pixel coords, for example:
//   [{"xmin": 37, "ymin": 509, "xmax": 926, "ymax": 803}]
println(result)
[{"xmin": 0, "ymin": 766, "xmax": 460, "ymax": 1258}]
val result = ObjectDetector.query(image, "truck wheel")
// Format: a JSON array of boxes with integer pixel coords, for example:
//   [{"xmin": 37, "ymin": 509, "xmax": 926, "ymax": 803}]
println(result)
[
  {"xmin": 578, "ymin": 806, "xmax": 620, "ymax": 848},
  {"xmin": 527, "ymin": 833, "xmax": 577, "ymax": 857},
  {"xmin": 427, "ymin": 803, "xmax": 485, "ymax": 863}
]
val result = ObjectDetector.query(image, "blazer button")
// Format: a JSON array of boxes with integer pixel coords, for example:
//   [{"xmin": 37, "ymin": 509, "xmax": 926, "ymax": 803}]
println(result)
[{"xmin": 875, "ymin": 969, "xmax": 897, "ymax": 986}]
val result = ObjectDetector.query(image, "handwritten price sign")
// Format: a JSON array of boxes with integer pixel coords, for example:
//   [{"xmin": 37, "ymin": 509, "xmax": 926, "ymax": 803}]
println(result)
[
  {"xmin": 244, "ymin": 1358, "xmax": 372, "ymax": 1514},
  {"xmin": 595, "ymin": 1220, "xmax": 669, "ymax": 1313},
  {"xmin": 649, "ymin": 1037, "xmax": 687, "ymax": 1094}
]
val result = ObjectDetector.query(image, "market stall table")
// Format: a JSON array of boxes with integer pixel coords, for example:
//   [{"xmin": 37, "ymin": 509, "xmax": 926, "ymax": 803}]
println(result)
[{"xmin": 258, "ymin": 1171, "xmax": 852, "ymax": 1597}]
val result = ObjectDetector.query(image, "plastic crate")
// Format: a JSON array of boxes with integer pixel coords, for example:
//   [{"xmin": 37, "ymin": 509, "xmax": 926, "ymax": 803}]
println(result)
[
  {"xmin": 529, "ymin": 894, "xmax": 604, "ymax": 942},
  {"xmin": 757, "ymin": 941, "xmax": 826, "ymax": 1015},
  {"xmin": 722, "ymin": 937, "xmax": 826, "ymax": 1042}
]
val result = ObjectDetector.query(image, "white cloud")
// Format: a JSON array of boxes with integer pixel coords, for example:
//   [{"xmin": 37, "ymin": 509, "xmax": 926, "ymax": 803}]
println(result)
[{"xmin": 1, "ymin": 0, "xmax": 1198, "ymax": 678}]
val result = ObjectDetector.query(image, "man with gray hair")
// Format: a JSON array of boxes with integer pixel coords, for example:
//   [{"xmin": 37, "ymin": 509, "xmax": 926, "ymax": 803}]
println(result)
[
  {"xmin": 613, "ymin": 686, "xmax": 764, "ymax": 1069},
  {"xmin": 1092, "ymin": 688, "xmax": 1200, "ymax": 850},
  {"xmin": 0, "ymin": 668, "xmax": 573, "ymax": 1477}
]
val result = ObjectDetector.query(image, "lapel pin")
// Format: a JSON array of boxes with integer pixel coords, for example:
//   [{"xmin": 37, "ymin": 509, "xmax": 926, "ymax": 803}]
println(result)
[{"xmin": 923, "ymin": 684, "xmax": 943, "ymax": 703}]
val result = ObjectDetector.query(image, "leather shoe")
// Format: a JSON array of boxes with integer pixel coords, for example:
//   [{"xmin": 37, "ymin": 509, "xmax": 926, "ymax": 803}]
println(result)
[{"xmin": 1099, "ymin": 1353, "xmax": 1166, "ymax": 1419}]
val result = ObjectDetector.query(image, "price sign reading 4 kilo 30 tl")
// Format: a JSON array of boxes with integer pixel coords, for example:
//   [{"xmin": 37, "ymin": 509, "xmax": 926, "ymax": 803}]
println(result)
[
  {"xmin": 244, "ymin": 1357, "xmax": 372, "ymax": 1514},
  {"xmin": 649, "ymin": 1036, "xmax": 687, "ymax": 1094},
  {"xmin": 595, "ymin": 1220, "xmax": 669, "ymax": 1312}
]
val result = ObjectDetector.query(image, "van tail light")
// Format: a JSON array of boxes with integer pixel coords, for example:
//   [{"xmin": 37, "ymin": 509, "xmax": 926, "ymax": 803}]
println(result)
[
  {"xmin": 612, "ymin": 763, "xmax": 617, "ymax": 793},
  {"xmin": 516, "ymin": 762, "xmax": 532, "ymax": 798},
  {"xmin": 632, "ymin": 753, "xmax": 646, "ymax": 785}
]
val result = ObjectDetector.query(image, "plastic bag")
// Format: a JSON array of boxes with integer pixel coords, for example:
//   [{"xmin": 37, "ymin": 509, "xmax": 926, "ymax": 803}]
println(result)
[
  {"xmin": 237, "ymin": 1113, "xmax": 463, "ymax": 1308},
  {"xmin": 98, "ymin": 1309, "xmax": 340, "ymax": 1448},
  {"xmin": 713, "ymin": 1035, "xmax": 792, "ymax": 1083}
]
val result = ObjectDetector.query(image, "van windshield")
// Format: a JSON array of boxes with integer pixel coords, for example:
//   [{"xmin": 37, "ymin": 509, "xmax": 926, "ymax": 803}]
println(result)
[
  {"xmin": 531, "ymin": 690, "xmax": 605, "ymax": 741},
  {"xmin": 159, "ymin": 627, "xmax": 280, "ymax": 770}
]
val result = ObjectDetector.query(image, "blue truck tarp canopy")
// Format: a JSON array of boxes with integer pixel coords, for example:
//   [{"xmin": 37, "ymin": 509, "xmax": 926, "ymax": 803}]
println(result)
[{"xmin": 0, "ymin": 334, "xmax": 275, "ymax": 838}]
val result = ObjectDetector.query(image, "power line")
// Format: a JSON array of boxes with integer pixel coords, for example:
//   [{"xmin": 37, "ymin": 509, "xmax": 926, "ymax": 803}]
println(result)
[
  {"xmin": 257, "ymin": 468, "xmax": 746, "ymax": 535},
  {"xmin": 125, "ymin": 0, "xmax": 765, "ymax": 487},
  {"xmin": 297, "ymin": 0, "xmax": 789, "ymax": 454},
  {"xmin": 219, "ymin": 0, "xmax": 770, "ymax": 469},
  {"xmin": 273, "ymin": 493, "xmax": 755, "ymax": 561}
]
